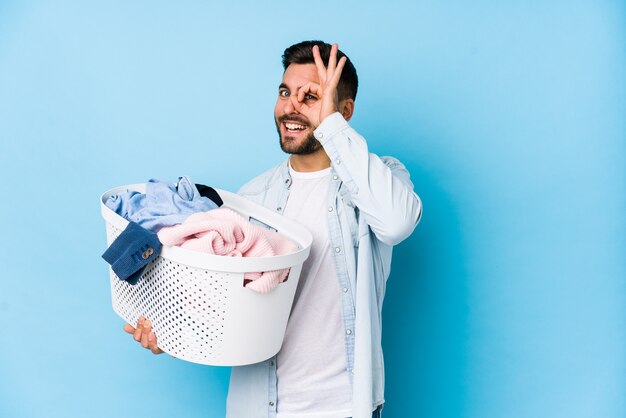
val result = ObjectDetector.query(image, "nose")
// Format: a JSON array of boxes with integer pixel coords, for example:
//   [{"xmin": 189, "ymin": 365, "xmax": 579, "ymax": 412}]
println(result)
[{"xmin": 283, "ymin": 95, "xmax": 300, "ymax": 115}]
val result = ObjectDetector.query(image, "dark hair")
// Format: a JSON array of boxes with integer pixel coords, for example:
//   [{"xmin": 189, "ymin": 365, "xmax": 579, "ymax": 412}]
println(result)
[{"xmin": 282, "ymin": 40, "xmax": 358, "ymax": 102}]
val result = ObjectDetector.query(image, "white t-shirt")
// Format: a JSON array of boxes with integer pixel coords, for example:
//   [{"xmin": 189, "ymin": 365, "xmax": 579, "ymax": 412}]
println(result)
[{"xmin": 276, "ymin": 164, "xmax": 352, "ymax": 418}]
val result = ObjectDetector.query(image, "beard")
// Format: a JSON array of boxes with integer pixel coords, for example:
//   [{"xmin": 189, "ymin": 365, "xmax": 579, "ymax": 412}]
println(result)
[{"xmin": 275, "ymin": 115, "xmax": 322, "ymax": 155}]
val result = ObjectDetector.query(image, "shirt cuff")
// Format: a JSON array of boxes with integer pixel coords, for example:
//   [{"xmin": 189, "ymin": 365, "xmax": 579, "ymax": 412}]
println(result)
[{"xmin": 313, "ymin": 112, "xmax": 349, "ymax": 145}]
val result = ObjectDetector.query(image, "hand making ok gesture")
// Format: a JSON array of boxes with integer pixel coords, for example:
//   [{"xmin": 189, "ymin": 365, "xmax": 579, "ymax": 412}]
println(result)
[{"xmin": 293, "ymin": 43, "xmax": 348, "ymax": 127}]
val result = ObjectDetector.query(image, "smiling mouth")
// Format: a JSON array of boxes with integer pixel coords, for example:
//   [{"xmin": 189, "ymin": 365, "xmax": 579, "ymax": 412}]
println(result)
[{"xmin": 283, "ymin": 121, "xmax": 308, "ymax": 133}]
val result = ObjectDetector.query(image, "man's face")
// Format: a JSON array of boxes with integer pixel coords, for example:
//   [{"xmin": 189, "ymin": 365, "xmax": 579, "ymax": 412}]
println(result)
[{"xmin": 274, "ymin": 63, "xmax": 321, "ymax": 155}]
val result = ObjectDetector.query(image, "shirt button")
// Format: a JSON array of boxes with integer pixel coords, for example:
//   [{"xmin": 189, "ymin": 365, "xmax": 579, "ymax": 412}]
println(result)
[
  {"xmin": 315, "ymin": 132, "xmax": 323, "ymax": 139},
  {"xmin": 269, "ymin": 401, "xmax": 275, "ymax": 407},
  {"xmin": 276, "ymin": 207, "xmax": 282, "ymax": 212},
  {"xmin": 336, "ymin": 159, "xmax": 341, "ymax": 165},
  {"xmin": 333, "ymin": 175, "xmax": 338, "ymax": 180},
  {"xmin": 269, "ymin": 360, "xmax": 274, "ymax": 366},
  {"xmin": 342, "ymin": 287, "xmax": 348, "ymax": 293},
  {"xmin": 141, "ymin": 248, "xmax": 154, "ymax": 260},
  {"xmin": 346, "ymin": 329, "xmax": 352, "ymax": 335},
  {"xmin": 335, "ymin": 247, "xmax": 341, "ymax": 253},
  {"xmin": 328, "ymin": 207, "xmax": 333, "ymax": 212}
]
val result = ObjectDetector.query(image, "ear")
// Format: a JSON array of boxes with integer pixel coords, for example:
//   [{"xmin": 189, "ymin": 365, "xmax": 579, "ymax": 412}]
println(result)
[{"xmin": 338, "ymin": 98, "xmax": 355, "ymax": 122}]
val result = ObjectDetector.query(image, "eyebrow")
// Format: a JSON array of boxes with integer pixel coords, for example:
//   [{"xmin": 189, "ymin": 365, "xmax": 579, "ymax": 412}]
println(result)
[{"xmin": 279, "ymin": 83, "xmax": 307, "ymax": 95}]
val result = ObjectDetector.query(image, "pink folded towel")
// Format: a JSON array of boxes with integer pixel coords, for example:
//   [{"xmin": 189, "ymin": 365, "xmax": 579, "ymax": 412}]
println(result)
[{"xmin": 157, "ymin": 208, "xmax": 298, "ymax": 293}]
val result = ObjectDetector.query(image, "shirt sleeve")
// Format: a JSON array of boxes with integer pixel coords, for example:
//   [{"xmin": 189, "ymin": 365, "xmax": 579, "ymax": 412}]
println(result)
[{"xmin": 314, "ymin": 112, "xmax": 422, "ymax": 246}]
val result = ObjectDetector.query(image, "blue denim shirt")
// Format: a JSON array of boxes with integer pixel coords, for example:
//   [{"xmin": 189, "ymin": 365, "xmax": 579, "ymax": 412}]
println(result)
[{"xmin": 227, "ymin": 113, "xmax": 422, "ymax": 418}]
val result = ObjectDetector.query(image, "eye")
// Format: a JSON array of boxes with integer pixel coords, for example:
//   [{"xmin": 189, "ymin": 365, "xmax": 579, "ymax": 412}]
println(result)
[
  {"xmin": 304, "ymin": 93, "xmax": 317, "ymax": 101},
  {"xmin": 279, "ymin": 89, "xmax": 289, "ymax": 98}
]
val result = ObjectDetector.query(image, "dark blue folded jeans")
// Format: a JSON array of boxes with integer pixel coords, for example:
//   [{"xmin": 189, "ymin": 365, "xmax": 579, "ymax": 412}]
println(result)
[{"xmin": 102, "ymin": 221, "xmax": 162, "ymax": 285}]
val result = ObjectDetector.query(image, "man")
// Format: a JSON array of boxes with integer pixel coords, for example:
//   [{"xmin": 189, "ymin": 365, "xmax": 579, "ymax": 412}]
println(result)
[{"xmin": 125, "ymin": 40, "xmax": 422, "ymax": 418}]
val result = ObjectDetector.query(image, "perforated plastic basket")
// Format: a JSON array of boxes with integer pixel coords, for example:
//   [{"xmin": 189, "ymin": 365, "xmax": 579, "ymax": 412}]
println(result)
[{"xmin": 101, "ymin": 184, "xmax": 312, "ymax": 366}]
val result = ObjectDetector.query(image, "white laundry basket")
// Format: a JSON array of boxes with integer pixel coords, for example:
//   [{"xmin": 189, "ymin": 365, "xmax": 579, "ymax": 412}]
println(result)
[{"xmin": 100, "ymin": 184, "xmax": 312, "ymax": 366}]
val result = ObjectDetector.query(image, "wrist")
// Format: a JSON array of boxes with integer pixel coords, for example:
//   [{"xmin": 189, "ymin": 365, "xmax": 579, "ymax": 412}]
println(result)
[{"xmin": 313, "ymin": 112, "xmax": 348, "ymax": 144}]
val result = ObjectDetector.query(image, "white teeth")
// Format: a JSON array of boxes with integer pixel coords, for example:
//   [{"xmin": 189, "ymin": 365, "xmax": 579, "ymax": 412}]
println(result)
[{"xmin": 285, "ymin": 122, "xmax": 305, "ymax": 130}]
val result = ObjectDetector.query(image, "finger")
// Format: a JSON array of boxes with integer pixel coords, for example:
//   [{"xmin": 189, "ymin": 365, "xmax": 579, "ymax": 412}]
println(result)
[
  {"xmin": 327, "ymin": 43, "xmax": 339, "ymax": 78},
  {"xmin": 148, "ymin": 332, "xmax": 163, "ymax": 355},
  {"xmin": 123, "ymin": 323, "xmax": 136, "ymax": 334},
  {"xmin": 330, "ymin": 56, "xmax": 347, "ymax": 87},
  {"xmin": 296, "ymin": 83, "xmax": 308, "ymax": 102},
  {"xmin": 140, "ymin": 319, "xmax": 152, "ymax": 348},
  {"xmin": 297, "ymin": 82, "xmax": 322, "ymax": 103},
  {"xmin": 133, "ymin": 317, "xmax": 145, "ymax": 341},
  {"xmin": 312, "ymin": 45, "xmax": 327, "ymax": 84}
]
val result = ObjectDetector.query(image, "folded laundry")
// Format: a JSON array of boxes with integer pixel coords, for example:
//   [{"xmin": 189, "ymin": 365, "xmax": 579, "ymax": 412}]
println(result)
[
  {"xmin": 157, "ymin": 208, "xmax": 299, "ymax": 293},
  {"xmin": 102, "ymin": 221, "xmax": 162, "ymax": 285},
  {"xmin": 105, "ymin": 176, "xmax": 219, "ymax": 232}
]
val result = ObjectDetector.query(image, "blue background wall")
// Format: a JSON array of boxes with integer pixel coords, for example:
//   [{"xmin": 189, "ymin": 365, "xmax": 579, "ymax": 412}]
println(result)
[{"xmin": 0, "ymin": 1, "xmax": 624, "ymax": 417}]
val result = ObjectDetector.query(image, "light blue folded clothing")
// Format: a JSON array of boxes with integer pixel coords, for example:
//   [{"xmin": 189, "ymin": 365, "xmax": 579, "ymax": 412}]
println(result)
[{"xmin": 105, "ymin": 176, "xmax": 219, "ymax": 232}]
